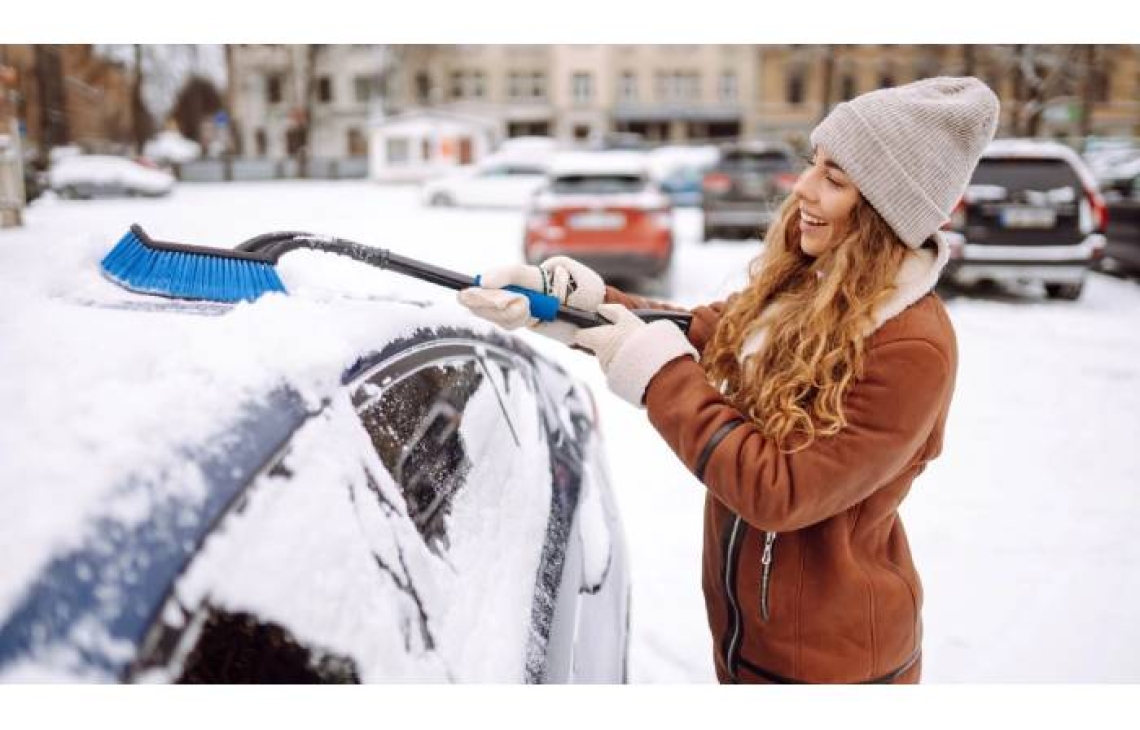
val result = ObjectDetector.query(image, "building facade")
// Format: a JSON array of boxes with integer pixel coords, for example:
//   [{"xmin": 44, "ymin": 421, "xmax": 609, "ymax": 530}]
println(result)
[
  {"xmin": 228, "ymin": 44, "xmax": 388, "ymax": 161},
  {"xmin": 227, "ymin": 44, "xmax": 1140, "ymax": 161},
  {"xmin": 0, "ymin": 45, "xmax": 135, "ymax": 159}
]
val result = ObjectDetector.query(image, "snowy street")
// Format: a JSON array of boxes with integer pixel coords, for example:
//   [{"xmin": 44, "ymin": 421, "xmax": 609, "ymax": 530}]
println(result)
[{"xmin": 3, "ymin": 180, "xmax": 1139, "ymax": 682}]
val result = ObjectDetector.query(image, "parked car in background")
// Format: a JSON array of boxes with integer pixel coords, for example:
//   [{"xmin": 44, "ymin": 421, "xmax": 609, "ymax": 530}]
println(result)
[
  {"xmin": 143, "ymin": 130, "xmax": 202, "ymax": 167},
  {"xmin": 1102, "ymin": 170, "xmax": 1140, "ymax": 275},
  {"xmin": 421, "ymin": 154, "xmax": 549, "ymax": 209},
  {"xmin": 648, "ymin": 145, "xmax": 720, "ymax": 208},
  {"xmin": 524, "ymin": 151, "xmax": 674, "ymax": 293},
  {"xmin": 942, "ymin": 139, "xmax": 1107, "ymax": 300},
  {"xmin": 0, "ymin": 289, "xmax": 629, "ymax": 683},
  {"xmin": 700, "ymin": 140, "xmax": 799, "ymax": 241},
  {"xmin": 48, "ymin": 154, "xmax": 176, "ymax": 199}
]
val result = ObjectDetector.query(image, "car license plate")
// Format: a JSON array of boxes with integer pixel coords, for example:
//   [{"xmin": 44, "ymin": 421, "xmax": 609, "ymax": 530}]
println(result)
[
  {"xmin": 569, "ymin": 211, "xmax": 625, "ymax": 230},
  {"xmin": 1000, "ymin": 207, "xmax": 1056, "ymax": 228}
]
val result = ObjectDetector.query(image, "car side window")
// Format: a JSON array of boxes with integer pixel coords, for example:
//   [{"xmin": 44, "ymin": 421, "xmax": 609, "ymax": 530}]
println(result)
[{"xmin": 350, "ymin": 345, "xmax": 545, "ymax": 555}]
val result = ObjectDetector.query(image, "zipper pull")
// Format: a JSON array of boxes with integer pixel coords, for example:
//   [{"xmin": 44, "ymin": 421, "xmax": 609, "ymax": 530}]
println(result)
[{"xmin": 761, "ymin": 531, "xmax": 776, "ymax": 566}]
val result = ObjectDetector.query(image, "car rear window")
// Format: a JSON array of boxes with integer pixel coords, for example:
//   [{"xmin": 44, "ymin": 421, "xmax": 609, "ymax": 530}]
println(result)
[
  {"xmin": 721, "ymin": 151, "xmax": 794, "ymax": 171},
  {"xmin": 972, "ymin": 158, "xmax": 1084, "ymax": 197},
  {"xmin": 550, "ymin": 174, "xmax": 647, "ymax": 194}
]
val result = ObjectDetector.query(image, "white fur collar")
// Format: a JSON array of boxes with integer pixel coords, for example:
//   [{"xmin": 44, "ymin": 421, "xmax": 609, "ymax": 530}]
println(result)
[{"xmin": 740, "ymin": 234, "xmax": 950, "ymax": 361}]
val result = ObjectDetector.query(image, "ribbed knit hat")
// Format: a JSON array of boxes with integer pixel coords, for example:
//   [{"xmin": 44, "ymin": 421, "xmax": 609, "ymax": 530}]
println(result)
[{"xmin": 809, "ymin": 76, "xmax": 1000, "ymax": 249}]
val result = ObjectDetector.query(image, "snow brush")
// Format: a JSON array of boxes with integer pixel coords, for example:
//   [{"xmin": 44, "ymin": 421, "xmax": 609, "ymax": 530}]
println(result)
[{"xmin": 100, "ymin": 224, "xmax": 692, "ymax": 332}]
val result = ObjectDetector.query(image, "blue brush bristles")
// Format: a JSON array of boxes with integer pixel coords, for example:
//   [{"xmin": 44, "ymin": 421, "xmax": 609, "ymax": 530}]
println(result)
[{"xmin": 100, "ymin": 229, "xmax": 287, "ymax": 303}]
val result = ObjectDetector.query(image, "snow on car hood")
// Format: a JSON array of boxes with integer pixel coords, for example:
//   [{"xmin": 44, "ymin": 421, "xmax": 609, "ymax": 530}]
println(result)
[{"xmin": 0, "ymin": 229, "xmax": 500, "ymax": 633}]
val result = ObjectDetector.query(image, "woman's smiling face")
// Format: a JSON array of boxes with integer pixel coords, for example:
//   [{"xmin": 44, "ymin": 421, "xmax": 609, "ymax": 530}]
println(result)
[{"xmin": 791, "ymin": 146, "xmax": 861, "ymax": 257}]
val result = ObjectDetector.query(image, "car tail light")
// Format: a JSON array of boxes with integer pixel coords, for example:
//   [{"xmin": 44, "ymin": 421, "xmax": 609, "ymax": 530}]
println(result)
[
  {"xmin": 942, "ymin": 198, "xmax": 966, "ymax": 232},
  {"xmin": 773, "ymin": 172, "xmax": 798, "ymax": 194},
  {"xmin": 703, "ymin": 172, "xmax": 731, "ymax": 194},
  {"xmin": 1088, "ymin": 189, "xmax": 1108, "ymax": 234},
  {"xmin": 526, "ymin": 212, "xmax": 550, "ymax": 229}
]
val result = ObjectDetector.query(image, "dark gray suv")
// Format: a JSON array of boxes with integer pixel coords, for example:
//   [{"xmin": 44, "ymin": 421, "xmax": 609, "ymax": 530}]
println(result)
[{"xmin": 701, "ymin": 141, "xmax": 799, "ymax": 241}]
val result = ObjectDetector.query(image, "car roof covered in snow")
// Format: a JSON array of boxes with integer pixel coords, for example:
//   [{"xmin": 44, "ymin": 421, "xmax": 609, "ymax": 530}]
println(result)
[{"xmin": 548, "ymin": 151, "xmax": 649, "ymax": 178}]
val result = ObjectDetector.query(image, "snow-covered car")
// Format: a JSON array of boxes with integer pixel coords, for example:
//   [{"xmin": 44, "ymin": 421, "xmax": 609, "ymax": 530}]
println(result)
[
  {"xmin": 421, "ymin": 156, "xmax": 549, "ymax": 209},
  {"xmin": 524, "ymin": 151, "xmax": 674, "ymax": 293},
  {"xmin": 0, "ymin": 260, "xmax": 629, "ymax": 683},
  {"xmin": 49, "ymin": 154, "xmax": 176, "ymax": 199},
  {"xmin": 942, "ymin": 139, "xmax": 1108, "ymax": 300},
  {"xmin": 143, "ymin": 130, "xmax": 202, "ymax": 167}
]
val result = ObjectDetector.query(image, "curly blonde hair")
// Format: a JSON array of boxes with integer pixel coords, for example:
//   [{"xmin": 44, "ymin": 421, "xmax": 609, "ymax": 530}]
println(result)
[{"xmin": 702, "ymin": 193, "xmax": 911, "ymax": 453}]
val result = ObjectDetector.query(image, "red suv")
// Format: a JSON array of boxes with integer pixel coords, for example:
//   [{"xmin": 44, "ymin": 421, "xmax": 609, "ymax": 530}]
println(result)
[{"xmin": 523, "ymin": 152, "xmax": 674, "ymax": 293}]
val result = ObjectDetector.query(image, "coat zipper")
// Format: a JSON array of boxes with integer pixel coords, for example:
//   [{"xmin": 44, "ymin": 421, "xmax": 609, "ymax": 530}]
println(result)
[
  {"xmin": 722, "ymin": 513, "xmax": 746, "ymax": 678},
  {"xmin": 760, "ymin": 531, "xmax": 778, "ymax": 622}
]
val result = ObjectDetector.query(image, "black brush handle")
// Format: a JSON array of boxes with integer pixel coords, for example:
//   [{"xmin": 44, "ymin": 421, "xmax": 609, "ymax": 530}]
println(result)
[{"xmin": 238, "ymin": 232, "xmax": 693, "ymax": 334}]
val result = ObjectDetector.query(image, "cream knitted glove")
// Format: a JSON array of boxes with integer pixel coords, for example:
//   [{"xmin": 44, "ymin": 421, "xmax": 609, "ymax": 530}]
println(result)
[
  {"xmin": 575, "ymin": 303, "xmax": 699, "ymax": 407},
  {"xmin": 457, "ymin": 256, "xmax": 605, "ymax": 345}
]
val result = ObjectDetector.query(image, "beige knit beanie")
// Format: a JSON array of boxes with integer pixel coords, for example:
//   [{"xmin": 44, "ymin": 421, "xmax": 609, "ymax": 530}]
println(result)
[{"xmin": 809, "ymin": 76, "xmax": 1000, "ymax": 249}]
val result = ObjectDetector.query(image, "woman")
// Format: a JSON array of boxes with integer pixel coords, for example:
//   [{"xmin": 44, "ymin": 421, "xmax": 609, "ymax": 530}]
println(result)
[{"xmin": 459, "ymin": 77, "xmax": 999, "ymax": 683}]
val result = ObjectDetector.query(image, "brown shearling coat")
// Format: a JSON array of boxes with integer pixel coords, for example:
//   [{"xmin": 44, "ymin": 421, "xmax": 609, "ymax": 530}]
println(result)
[{"xmin": 604, "ymin": 285, "xmax": 957, "ymax": 684}]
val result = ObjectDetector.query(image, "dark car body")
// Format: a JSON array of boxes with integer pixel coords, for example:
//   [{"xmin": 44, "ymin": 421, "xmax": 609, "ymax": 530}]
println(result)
[
  {"xmin": 0, "ymin": 300, "xmax": 629, "ymax": 683},
  {"xmin": 700, "ymin": 141, "xmax": 798, "ymax": 241},
  {"xmin": 942, "ymin": 139, "xmax": 1108, "ymax": 300},
  {"xmin": 1102, "ymin": 172, "xmax": 1140, "ymax": 274}
]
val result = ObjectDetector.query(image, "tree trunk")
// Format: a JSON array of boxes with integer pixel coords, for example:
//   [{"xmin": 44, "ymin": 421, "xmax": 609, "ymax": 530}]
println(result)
[
  {"xmin": 1078, "ymin": 44, "xmax": 1096, "ymax": 139},
  {"xmin": 818, "ymin": 46, "xmax": 835, "ymax": 124},
  {"xmin": 132, "ymin": 44, "xmax": 147, "ymax": 154}
]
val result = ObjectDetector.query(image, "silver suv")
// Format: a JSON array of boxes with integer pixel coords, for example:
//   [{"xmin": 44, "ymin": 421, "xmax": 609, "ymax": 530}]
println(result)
[{"xmin": 942, "ymin": 139, "xmax": 1108, "ymax": 300}]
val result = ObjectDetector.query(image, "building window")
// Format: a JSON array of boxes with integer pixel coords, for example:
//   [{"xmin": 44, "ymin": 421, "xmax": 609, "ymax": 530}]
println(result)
[
  {"xmin": 571, "ymin": 72, "xmax": 593, "ymax": 105},
  {"xmin": 840, "ymin": 74, "xmax": 857, "ymax": 101},
  {"xmin": 656, "ymin": 71, "xmax": 700, "ymax": 102},
  {"xmin": 573, "ymin": 124, "xmax": 591, "ymax": 141},
  {"xmin": 507, "ymin": 120, "xmax": 551, "ymax": 137},
  {"xmin": 354, "ymin": 75, "xmax": 375, "ymax": 103},
  {"xmin": 507, "ymin": 71, "xmax": 545, "ymax": 100},
  {"xmin": 450, "ymin": 71, "xmax": 487, "ymax": 100},
  {"xmin": 415, "ymin": 72, "xmax": 432, "ymax": 103},
  {"xmin": 347, "ymin": 128, "xmax": 367, "ymax": 157},
  {"xmin": 619, "ymin": 71, "xmax": 637, "ymax": 103},
  {"xmin": 266, "ymin": 74, "xmax": 283, "ymax": 104},
  {"xmin": 787, "ymin": 70, "xmax": 806, "ymax": 106},
  {"xmin": 718, "ymin": 71, "xmax": 737, "ymax": 103},
  {"xmin": 255, "ymin": 128, "xmax": 267, "ymax": 157},
  {"xmin": 1092, "ymin": 68, "xmax": 1110, "ymax": 103},
  {"xmin": 317, "ymin": 76, "xmax": 333, "ymax": 103},
  {"xmin": 683, "ymin": 72, "xmax": 700, "ymax": 101},
  {"xmin": 386, "ymin": 137, "xmax": 409, "ymax": 165}
]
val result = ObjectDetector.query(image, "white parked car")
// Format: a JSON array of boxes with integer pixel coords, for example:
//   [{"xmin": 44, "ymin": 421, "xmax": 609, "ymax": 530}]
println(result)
[
  {"xmin": 942, "ymin": 139, "xmax": 1108, "ymax": 300},
  {"xmin": 143, "ymin": 130, "xmax": 202, "ymax": 166},
  {"xmin": 421, "ymin": 157, "xmax": 549, "ymax": 209},
  {"xmin": 49, "ymin": 155, "xmax": 176, "ymax": 199}
]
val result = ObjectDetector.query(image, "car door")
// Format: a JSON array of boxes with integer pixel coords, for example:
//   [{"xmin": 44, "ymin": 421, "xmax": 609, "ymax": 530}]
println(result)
[
  {"xmin": 1105, "ymin": 175, "xmax": 1140, "ymax": 270},
  {"xmin": 461, "ymin": 164, "xmax": 508, "ymax": 207},
  {"xmin": 128, "ymin": 332, "xmax": 561, "ymax": 683}
]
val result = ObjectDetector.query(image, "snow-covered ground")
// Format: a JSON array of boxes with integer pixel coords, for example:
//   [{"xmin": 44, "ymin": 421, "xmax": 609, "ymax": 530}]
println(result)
[{"xmin": 2, "ymin": 181, "xmax": 1139, "ymax": 683}]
